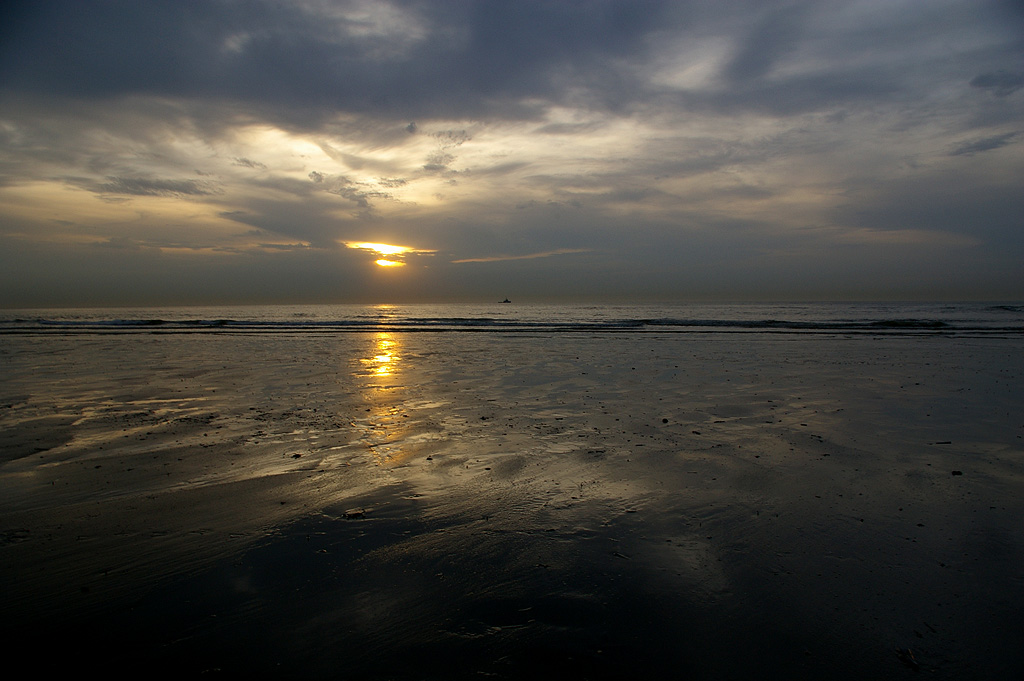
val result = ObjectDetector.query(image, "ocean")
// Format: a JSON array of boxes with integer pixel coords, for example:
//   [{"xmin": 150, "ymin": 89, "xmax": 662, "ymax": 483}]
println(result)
[
  {"xmin": 1, "ymin": 301, "xmax": 1022, "ymax": 679},
  {"xmin": 3, "ymin": 301, "xmax": 1023, "ymax": 335}
]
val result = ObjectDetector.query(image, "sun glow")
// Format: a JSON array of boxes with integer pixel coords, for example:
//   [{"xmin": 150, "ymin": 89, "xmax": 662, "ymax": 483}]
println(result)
[
  {"xmin": 350, "ymin": 242, "xmax": 410, "ymax": 256},
  {"xmin": 344, "ymin": 241, "xmax": 435, "ymax": 267}
]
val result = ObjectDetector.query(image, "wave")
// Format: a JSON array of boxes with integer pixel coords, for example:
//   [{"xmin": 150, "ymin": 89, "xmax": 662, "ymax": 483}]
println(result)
[{"xmin": 2, "ymin": 313, "xmax": 1021, "ymax": 335}]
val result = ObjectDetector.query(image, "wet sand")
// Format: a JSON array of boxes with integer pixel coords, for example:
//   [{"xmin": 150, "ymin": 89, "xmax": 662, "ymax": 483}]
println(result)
[{"xmin": 2, "ymin": 331, "xmax": 1023, "ymax": 679}]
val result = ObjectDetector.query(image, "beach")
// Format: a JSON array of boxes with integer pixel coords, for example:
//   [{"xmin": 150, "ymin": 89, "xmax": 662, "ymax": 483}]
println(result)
[{"xmin": 2, "ymin": 309, "xmax": 1023, "ymax": 679}]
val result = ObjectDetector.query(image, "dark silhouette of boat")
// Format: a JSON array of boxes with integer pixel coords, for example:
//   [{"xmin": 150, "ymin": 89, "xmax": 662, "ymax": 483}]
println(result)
[{"xmin": 499, "ymin": 298, "xmax": 511, "ymax": 303}]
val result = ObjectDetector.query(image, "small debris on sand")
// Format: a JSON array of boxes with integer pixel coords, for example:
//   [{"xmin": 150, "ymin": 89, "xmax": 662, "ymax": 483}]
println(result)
[{"xmin": 895, "ymin": 647, "xmax": 920, "ymax": 671}]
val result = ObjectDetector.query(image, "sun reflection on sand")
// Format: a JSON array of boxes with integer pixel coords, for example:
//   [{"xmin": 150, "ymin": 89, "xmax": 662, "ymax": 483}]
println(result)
[
  {"xmin": 354, "ymin": 332, "xmax": 419, "ymax": 466},
  {"xmin": 361, "ymin": 332, "xmax": 399, "ymax": 377}
]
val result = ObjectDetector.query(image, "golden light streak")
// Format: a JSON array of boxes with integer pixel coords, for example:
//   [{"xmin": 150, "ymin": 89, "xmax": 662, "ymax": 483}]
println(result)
[
  {"xmin": 344, "ymin": 240, "xmax": 435, "ymax": 267},
  {"xmin": 350, "ymin": 241, "xmax": 411, "ymax": 255},
  {"xmin": 361, "ymin": 332, "xmax": 400, "ymax": 377}
]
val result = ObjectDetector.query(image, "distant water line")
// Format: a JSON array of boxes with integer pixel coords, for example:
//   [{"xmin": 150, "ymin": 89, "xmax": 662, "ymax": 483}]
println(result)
[{"xmin": 0, "ymin": 302, "xmax": 1021, "ymax": 336}]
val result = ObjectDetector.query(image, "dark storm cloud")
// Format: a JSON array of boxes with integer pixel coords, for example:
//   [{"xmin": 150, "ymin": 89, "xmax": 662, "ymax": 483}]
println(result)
[
  {"xmin": 1, "ymin": 0, "xmax": 1014, "ymax": 128},
  {"xmin": 0, "ymin": 0, "xmax": 672, "ymax": 126}
]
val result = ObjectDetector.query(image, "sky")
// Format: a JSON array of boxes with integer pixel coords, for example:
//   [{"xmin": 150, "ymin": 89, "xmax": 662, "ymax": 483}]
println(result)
[{"xmin": 1, "ymin": 0, "xmax": 1022, "ymax": 306}]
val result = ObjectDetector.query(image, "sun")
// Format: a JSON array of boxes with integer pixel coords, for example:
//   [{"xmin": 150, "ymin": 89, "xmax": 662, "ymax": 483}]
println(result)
[{"xmin": 344, "ymin": 241, "xmax": 436, "ymax": 267}]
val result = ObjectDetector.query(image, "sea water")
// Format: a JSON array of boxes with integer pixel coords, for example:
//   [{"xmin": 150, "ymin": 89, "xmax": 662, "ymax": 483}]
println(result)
[{"xmin": 2, "ymin": 300, "xmax": 1023, "ymax": 334}]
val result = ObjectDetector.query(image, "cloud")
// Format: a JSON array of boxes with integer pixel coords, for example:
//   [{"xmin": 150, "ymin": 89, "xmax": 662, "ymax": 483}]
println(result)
[
  {"xmin": 1, "ymin": 0, "xmax": 1022, "ymax": 305},
  {"xmin": 232, "ymin": 157, "xmax": 267, "ymax": 169},
  {"xmin": 0, "ymin": 0, "xmax": 1008, "ymax": 131},
  {"xmin": 949, "ymin": 132, "xmax": 1018, "ymax": 156},
  {"xmin": 0, "ymin": 0, "xmax": 672, "ymax": 126},
  {"xmin": 305, "ymin": 172, "xmax": 392, "ymax": 209},
  {"xmin": 423, "ymin": 152, "xmax": 455, "ymax": 173},
  {"xmin": 970, "ymin": 70, "xmax": 1024, "ymax": 97},
  {"xmin": 66, "ymin": 175, "xmax": 221, "ymax": 198},
  {"xmin": 533, "ymin": 122, "xmax": 603, "ymax": 135},
  {"xmin": 451, "ymin": 248, "xmax": 590, "ymax": 264},
  {"xmin": 834, "ymin": 228, "xmax": 980, "ymax": 247},
  {"xmin": 722, "ymin": 3, "xmax": 808, "ymax": 84},
  {"xmin": 256, "ymin": 242, "xmax": 311, "ymax": 251}
]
